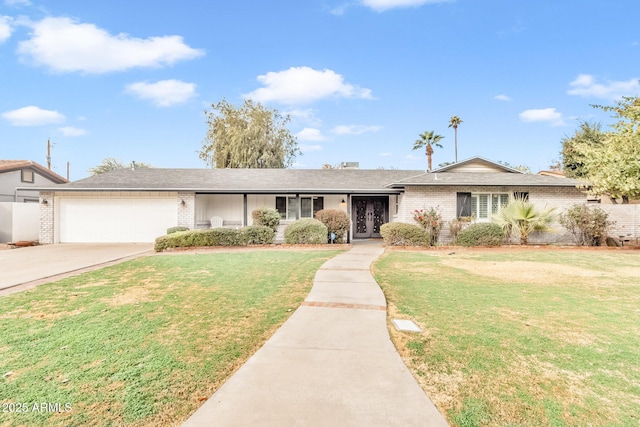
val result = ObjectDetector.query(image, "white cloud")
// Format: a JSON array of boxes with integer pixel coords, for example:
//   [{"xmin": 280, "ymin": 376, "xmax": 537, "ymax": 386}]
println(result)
[
  {"xmin": 300, "ymin": 144, "xmax": 323, "ymax": 152},
  {"xmin": 126, "ymin": 79, "xmax": 197, "ymax": 107},
  {"xmin": 494, "ymin": 94, "xmax": 511, "ymax": 101},
  {"xmin": 519, "ymin": 108, "xmax": 565, "ymax": 127},
  {"xmin": 2, "ymin": 106, "xmax": 65, "ymax": 126},
  {"xmin": 361, "ymin": 0, "xmax": 450, "ymax": 12},
  {"xmin": 567, "ymin": 74, "xmax": 639, "ymax": 100},
  {"xmin": 17, "ymin": 17, "xmax": 204, "ymax": 73},
  {"xmin": 244, "ymin": 66, "xmax": 374, "ymax": 105},
  {"xmin": 59, "ymin": 126, "xmax": 87, "ymax": 137},
  {"xmin": 0, "ymin": 16, "xmax": 13, "ymax": 43},
  {"xmin": 296, "ymin": 127, "xmax": 326, "ymax": 141},
  {"xmin": 332, "ymin": 124, "xmax": 383, "ymax": 135},
  {"xmin": 379, "ymin": 152, "xmax": 392, "ymax": 157}
]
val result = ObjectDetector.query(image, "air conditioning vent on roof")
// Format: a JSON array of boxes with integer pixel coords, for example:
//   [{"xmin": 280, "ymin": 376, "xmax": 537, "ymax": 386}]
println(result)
[{"xmin": 339, "ymin": 162, "xmax": 359, "ymax": 169}]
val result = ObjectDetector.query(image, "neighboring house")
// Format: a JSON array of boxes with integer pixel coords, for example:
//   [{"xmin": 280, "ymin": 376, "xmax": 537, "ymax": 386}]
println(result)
[
  {"xmin": 0, "ymin": 160, "xmax": 68, "ymax": 243},
  {"xmin": 0, "ymin": 160, "xmax": 68, "ymax": 202},
  {"xmin": 32, "ymin": 157, "xmax": 594, "ymax": 244}
]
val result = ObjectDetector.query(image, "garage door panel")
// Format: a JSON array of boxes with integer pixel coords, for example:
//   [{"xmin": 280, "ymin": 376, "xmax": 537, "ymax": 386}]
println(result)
[{"xmin": 59, "ymin": 198, "xmax": 178, "ymax": 243}]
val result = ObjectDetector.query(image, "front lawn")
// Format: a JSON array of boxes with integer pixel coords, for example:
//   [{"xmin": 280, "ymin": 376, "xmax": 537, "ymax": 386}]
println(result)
[
  {"xmin": 0, "ymin": 250, "xmax": 342, "ymax": 426},
  {"xmin": 373, "ymin": 249, "xmax": 640, "ymax": 427}
]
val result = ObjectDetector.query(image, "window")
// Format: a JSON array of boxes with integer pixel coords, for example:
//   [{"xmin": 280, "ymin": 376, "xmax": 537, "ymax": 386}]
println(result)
[
  {"xmin": 21, "ymin": 169, "xmax": 34, "ymax": 183},
  {"xmin": 276, "ymin": 196, "xmax": 324, "ymax": 220},
  {"xmin": 470, "ymin": 192, "xmax": 509, "ymax": 221}
]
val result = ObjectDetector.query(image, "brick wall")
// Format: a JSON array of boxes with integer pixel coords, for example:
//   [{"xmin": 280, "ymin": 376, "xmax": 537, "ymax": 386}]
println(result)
[
  {"xmin": 398, "ymin": 185, "xmax": 587, "ymax": 244},
  {"xmin": 177, "ymin": 192, "xmax": 196, "ymax": 229},
  {"xmin": 598, "ymin": 204, "xmax": 640, "ymax": 244},
  {"xmin": 39, "ymin": 191, "xmax": 54, "ymax": 244}
]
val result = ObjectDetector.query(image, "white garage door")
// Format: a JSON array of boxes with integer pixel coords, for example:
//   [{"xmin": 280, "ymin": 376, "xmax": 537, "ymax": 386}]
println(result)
[{"xmin": 59, "ymin": 198, "xmax": 178, "ymax": 243}]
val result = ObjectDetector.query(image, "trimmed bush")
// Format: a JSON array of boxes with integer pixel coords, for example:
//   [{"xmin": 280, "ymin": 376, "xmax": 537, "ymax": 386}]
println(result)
[
  {"xmin": 380, "ymin": 223, "xmax": 430, "ymax": 246},
  {"xmin": 559, "ymin": 204, "xmax": 614, "ymax": 246},
  {"xmin": 242, "ymin": 225, "xmax": 275, "ymax": 245},
  {"xmin": 167, "ymin": 226, "xmax": 189, "ymax": 235},
  {"xmin": 449, "ymin": 216, "xmax": 473, "ymax": 244},
  {"xmin": 456, "ymin": 223, "xmax": 504, "ymax": 247},
  {"xmin": 251, "ymin": 207, "xmax": 281, "ymax": 231},
  {"xmin": 284, "ymin": 219, "xmax": 328, "ymax": 244},
  {"xmin": 315, "ymin": 209, "xmax": 350, "ymax": 243},
  {"xmin": 155, "ymin": 228, "xmax": 247, "ymax": 252}
]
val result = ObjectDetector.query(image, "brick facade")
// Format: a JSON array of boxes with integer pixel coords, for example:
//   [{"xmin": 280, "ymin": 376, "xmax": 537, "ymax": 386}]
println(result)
[
  {"xmin": 397, "ymin": 185, "xmax": 587, "ymax": 244},
  {"xmin": 177, "ymin": 191, "xmax": 196, "ymax": 229},
  {"xmin": 599, "ymin": 204, "xmax": 640, "ymax": 245},
  {"xmin": 39, "ymin": 191, "xmax": 54, "ymax": 244}
]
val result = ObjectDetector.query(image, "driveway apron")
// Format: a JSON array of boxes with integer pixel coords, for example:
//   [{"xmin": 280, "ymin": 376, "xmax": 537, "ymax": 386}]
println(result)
[
  {"xmin": 0, "ymin": 243, "xmax": 153, "ymax": 293},
  {"xmin": 183, "ymin": 243, "xmax": 449, "ymax": 426}
]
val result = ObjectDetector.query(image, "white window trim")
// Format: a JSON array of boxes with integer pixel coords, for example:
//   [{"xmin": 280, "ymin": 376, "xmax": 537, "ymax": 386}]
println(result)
[
  {"xmin": 278, "ymin": 196, "xmax": 317, "ymax": 220},
  {"xmin": 470, "ymin": 192, "xmax": 509, "ymax": 222}
]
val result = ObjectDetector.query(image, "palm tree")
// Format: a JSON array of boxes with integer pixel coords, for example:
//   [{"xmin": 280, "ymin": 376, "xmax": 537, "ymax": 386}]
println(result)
[
  {"xmin": 413, "ymin": 130, "xmax": 444, "ymax": 171},
  {"xmin": 492, "ymin": 194, "xmax": 557, "ymax": 245},
  {"xmin": 448, "ymin": 116, "xmax": 463, "ymax": 163}
]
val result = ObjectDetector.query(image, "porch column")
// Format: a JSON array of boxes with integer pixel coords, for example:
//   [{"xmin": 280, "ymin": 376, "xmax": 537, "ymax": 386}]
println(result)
[
  {"xmin": 177, "ymin": 192, "xmax": 196, "ymax": 229},
  {"xmin": 296, "ymin": 193, "xmax": 300, "ymax": 220},
  {"xmin": 347, "ymin": 194, "xmax": 352, "ymax": 243},
  {"xmin": 243, "ymin": 194, "xmax": 248, "ymax": 226}
]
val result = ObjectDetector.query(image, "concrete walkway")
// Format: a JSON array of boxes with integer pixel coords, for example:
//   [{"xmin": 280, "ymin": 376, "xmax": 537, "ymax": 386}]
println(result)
[{"xmin": 183, "ymin": 244, "xmax": 449, "ymax": 426}]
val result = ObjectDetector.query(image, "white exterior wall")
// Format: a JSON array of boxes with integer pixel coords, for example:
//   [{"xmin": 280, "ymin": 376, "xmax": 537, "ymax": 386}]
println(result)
[
  {"xmin": 598, "ymin": 204, "xmax": 640, "ymax": 244},
  {"xmin": 399, "ymin": 185, "xmax": 587, "ymax": 244},
  {"xmin": 195, "ymin": 194, "xmax": 348, "ymax": 227}
]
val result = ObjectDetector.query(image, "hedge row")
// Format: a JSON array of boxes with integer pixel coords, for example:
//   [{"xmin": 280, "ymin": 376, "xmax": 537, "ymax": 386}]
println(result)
[{"xmin": 155, "ymin": 225, "xmax": 275, "ymax": 252}]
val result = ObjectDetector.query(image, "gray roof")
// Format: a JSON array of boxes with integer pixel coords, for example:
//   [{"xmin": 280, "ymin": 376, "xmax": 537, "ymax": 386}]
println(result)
[
  {"xmin": 31, "ymin": 167, "xmax": 580, "ymax": 193},
  {"xmin": 387, "ymin": 172, "xmax": 580, "ymax": 187},
  {"xmin": 36, "ymin": 168, "xmax": 426, "ymax": 194}
]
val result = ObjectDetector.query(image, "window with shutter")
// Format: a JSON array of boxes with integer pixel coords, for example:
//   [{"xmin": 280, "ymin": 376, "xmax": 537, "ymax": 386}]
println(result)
[
  {"xmin": 456, "ymin": 192, "xmax": 471, "ymax": 217},
  {"xmin": 275, "ymin": 197, "xmax": 286, "ymax": 219},
  {"xmin": 313, "ymin": 197, "xmax": 324, "ymax": 217}
]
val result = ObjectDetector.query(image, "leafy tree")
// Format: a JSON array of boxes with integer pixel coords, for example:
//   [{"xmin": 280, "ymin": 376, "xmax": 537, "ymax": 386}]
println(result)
[
  {"xmin": 498, "ymin": 161, "xmax": 532, "ymax": 174},
  {"xmin": 88, "ymin": 158, "xmax": 152, "ymax": 175},
  {"xmin": 568, "ymin": 96, "xmax": 640, "ymax": 203},
  {"xmin": 560, "ymin": 121, "xmax": 604, "ymax": 179},
  {"xmin": 448, "ymin": 116, "xmax": 463, "ymax": 163},
  {"xmin": 199, "ymin": 99, "xmax": 300, "ymax": 168},
  {"xmin": 492, "ymin": 194, "xmax": 557, "ymax": 245},
  {"xmin": 412, "ymin": 130, "xmax": 444, "ymax": 171}
]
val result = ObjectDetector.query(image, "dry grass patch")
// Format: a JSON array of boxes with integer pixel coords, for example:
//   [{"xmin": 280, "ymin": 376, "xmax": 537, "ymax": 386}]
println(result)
[
  {"xmin": 0, "ymin": 250, "xmax": 343, "ymax": 426},
  {"xmin": 374, "ymin": 249, "xmax": 640, "ymax": 427}
]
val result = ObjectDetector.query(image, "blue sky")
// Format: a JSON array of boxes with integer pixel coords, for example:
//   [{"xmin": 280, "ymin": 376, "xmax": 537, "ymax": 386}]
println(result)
[{"xmin": 1, "ymin": 0, "xmax": 639, "ymax": 180}]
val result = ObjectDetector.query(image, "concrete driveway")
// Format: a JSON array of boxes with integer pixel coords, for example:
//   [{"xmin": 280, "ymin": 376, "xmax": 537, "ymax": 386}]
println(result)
[{"xmin": 0, "ymin": 243, "xmax": 153, "ymax": 294}]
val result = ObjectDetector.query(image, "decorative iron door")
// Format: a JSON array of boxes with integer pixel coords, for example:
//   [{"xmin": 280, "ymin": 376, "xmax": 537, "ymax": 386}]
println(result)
[{"xmin": 352, "ymin": 197, "xmax": 388, "ymax": 238}]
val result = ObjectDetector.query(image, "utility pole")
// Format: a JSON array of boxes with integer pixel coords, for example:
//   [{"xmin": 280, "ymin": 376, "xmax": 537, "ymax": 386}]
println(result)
[
  {"xmin": 46, "ymin": 138, "xmax": 52, "ymax": 170},
  {"xmin": 66, "ymin": 161, "xmax": 70, "ymax": 181}
]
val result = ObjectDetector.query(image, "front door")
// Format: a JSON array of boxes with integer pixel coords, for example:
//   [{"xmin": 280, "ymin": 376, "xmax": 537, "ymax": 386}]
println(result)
[{"xmin": 352, "ymin": 197, "xmax": 388, "ymax": 238}]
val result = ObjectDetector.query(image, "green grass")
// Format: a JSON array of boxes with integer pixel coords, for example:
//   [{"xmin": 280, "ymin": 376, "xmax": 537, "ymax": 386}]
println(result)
[
  {"xmin": 0, "ymin": 250, "xmax": 342, "ymax": 426},
  {"xmin": 373, "ymin": 249, "xmax": 640, "ymax": 427}
]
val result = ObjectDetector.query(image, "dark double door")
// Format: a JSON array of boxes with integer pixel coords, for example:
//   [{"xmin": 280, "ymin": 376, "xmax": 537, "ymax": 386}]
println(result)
[{"xmin": 352, "ymin": 197, "xmax": 388, "ymax": 239}]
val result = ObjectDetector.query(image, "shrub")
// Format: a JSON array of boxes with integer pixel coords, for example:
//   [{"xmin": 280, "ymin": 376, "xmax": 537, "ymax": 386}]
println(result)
[
  {"xmin": 449, "ymin": 216, "xmax": 473, "ymax": 244},
  {"xmin": 315, "ymin": 209, "xmax": 350, "ymax": 243},
  {"xmin": 559, "ymin": 204, "xmax": 614, "ymax": 246},
  {"xmin": 251, "ymin": 207, "xmax": 281, "ymax": 231},
  {"xmin": 242, "ymin": 225, "xmax": 275, "ymax": 245},
  {"xmin": 492, "ymin": 194, "xmax": 556, "ymax": 245},
  {"xmin": 284, "ymin": 219, "xmax": 328, "ymax": 244},
  {"xmin": 412, "ymin": 207, "xmax": 443, "ymax": 245},
  {"xmin": 380, "ymin": 223, "xmax": 430, "ymax": 246},
  {"xmin": 154, "ymin": 228, "xmax": 247, "ymax": 252},
  {"xmin": 167, "ymin": 226, "xmax": 189, "ymax": 234},
  {"xmin": 456, "ymin": 223, "xmax": 504, "ymax": 247}
]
